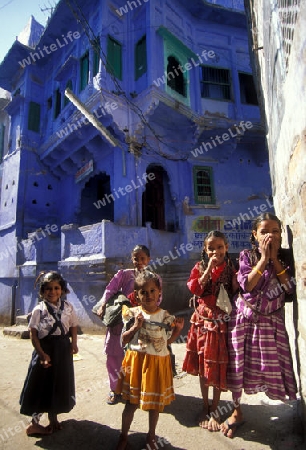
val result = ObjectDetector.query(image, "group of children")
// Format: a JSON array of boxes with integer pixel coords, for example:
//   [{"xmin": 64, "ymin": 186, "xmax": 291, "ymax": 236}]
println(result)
[{"xmin": 20, "ymin": 213, "xmax": 297, "ymax": 448}]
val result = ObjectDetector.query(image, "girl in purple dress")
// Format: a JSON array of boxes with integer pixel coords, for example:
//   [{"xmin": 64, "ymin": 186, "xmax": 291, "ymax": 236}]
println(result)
[{"xmin": 221, "ymin": 213, "xmax": 297, "ymax": 438}]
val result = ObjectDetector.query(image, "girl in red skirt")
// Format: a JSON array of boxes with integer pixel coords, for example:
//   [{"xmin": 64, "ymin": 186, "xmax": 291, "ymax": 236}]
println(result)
[{"xmin": 183, "ymin": 231, "xmax": 238, "ymax": 431}]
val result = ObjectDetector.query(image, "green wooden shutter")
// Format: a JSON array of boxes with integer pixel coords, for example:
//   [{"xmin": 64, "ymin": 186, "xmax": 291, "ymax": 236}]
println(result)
[
  {"xmin": 80, "ymin": 51, "xmax": 89, "ymax": 91},
  {"xmin": 107, "ymin": 36, "xmax": 122, "ymax": 80},
  {"xmin": 28, "ymin": 101, "xmax": 41, "ymax": 133},
  {"xmin": 135, "ymin": 35, "xmax": 147, "ymax": 80}
]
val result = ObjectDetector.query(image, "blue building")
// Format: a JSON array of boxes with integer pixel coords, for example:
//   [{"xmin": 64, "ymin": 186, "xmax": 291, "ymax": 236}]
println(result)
[{"xmin": 0, "ymin": 0, "xmax": 271, "ymax": 330}]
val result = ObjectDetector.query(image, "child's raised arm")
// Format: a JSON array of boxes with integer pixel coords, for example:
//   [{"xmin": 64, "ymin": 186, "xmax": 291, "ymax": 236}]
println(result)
[{"xmin": 122, "ymin": 311, "xmax": 144, "ymax": 346}]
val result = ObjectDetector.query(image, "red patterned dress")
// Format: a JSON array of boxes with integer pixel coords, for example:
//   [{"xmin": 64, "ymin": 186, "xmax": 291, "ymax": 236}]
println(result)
[{"xmin": 182, "ymin": 261, "xmax": 236, "ymax": 391}]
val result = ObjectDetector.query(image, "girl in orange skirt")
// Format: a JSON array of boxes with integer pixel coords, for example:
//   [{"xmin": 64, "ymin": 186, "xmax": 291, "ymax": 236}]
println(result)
[
  {"xmin": 115, "ymin": 270, "xmax": 184, "ymax": 450},
  {"xmin": 183, "ymin": 231, "xmax": 238, "ymax": 431}
]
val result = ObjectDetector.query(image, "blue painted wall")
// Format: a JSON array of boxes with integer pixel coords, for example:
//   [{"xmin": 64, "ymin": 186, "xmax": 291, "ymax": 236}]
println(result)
[{"xmin": 0, "ymin": 0, "xmax": 272, "ymax": 329}]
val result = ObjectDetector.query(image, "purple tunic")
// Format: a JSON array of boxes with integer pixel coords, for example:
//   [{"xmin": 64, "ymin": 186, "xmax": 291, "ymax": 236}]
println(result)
[
  {"xmin": 102, "ymin": 269, "xmax": 136, "ymax": 357},
  {"xmin": 227, "ymin": 250, "xmax": 297, "ymax": 401},
  {"xmin": 102, "ymin": 269, "xmax": 163, "ymax": 356}
]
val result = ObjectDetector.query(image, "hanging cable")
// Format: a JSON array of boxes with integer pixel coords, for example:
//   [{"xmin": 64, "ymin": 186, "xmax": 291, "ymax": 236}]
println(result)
[{"xmin": 64, "ymin": 0, "xmax": 191, "ymax": 160}]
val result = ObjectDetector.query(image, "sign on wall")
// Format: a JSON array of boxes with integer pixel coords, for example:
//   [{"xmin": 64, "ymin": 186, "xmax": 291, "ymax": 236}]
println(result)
[
  {"xmin": 75, "ymin": 159, "xmax": 93, "ymax": 183},
  {"xmin": 188, "ymin": 215, "xmax": 253, "ymax": 254}
]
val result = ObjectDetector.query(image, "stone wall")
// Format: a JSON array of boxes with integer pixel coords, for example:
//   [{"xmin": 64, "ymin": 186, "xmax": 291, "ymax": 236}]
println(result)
[{"xmin": 245, "ymin": 0, "xmax": 306, "ymax": 430}]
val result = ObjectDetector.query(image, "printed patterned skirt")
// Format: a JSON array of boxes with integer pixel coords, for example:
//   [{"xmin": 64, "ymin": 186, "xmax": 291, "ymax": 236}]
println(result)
[
  {"xmin": 115, "ymin": 350, "xmax": 175, "ymax": 412},
  {"xmin": 227, "ymin": 309, "xmax": 297, "ymax": 401},
  {"xmin": 20, "ymin": 334, "xmax": 75, "ymax": 416},
  {"xmin": 182, "ymin": 305, "xmax": 228, "ymax": 391}
]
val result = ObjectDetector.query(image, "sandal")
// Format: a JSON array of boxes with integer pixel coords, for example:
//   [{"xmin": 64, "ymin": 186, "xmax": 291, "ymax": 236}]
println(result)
[
  {"xmin": 107, "ymin": 391, "xmax": 121, "ymax": 405},
  {"xmin": 26, "ymin": 423, "xmax": 52, "ymax": 436}
]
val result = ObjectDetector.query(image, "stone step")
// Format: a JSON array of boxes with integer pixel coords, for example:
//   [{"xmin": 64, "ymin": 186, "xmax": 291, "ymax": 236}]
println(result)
[
  {"xmin": 16, "ymin": 315, "xmax": 29, "ymax": 326},
  {"xmin": 3, "ymin": 325, "xmax": 30, "ymax": 339}
]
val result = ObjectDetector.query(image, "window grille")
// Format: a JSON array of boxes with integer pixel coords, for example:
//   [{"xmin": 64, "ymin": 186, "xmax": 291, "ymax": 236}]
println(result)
[
  {"xmin": 194, "ymin": 166, "xmax": 215, "ymax": 204},
  {"xmin": 201, "ymin": 66, "xmax": 231, "ymax": 100}
]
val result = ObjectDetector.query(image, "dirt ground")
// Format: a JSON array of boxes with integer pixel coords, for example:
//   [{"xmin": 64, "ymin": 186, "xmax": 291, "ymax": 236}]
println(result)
[{"xmin": 0, "ymin": 329, "xmax": 304, "ymax": 450}]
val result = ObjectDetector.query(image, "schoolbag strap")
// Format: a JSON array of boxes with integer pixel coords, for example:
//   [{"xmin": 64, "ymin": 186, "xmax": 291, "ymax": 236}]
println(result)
[{"xmin": 44, "ymin": 300, "xmax": 65, "ymax": 336}]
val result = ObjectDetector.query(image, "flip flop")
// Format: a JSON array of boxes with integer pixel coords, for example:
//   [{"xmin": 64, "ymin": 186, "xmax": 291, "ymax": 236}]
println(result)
[
  {"xmin": 107, "ymin": 391, "xmax": 121, "ymax": 405},
  {"xmin": 223, "ymin": 419, "xmax": 245, "ymax": 438}
]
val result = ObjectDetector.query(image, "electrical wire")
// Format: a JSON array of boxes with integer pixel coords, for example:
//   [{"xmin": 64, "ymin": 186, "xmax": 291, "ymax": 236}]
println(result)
[{"xmin": 64, "ymin": 0, "xmax": 192, "ymax": 160}]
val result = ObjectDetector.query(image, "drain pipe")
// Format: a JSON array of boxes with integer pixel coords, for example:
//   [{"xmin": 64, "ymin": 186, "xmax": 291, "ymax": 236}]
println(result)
[
  {"xmin": 11, "ymin": 279, "xmax": 18, "ymax": 325},
  {"xmin": 11, "ymin": 264, "xmax": 20, "ymax": 325}
]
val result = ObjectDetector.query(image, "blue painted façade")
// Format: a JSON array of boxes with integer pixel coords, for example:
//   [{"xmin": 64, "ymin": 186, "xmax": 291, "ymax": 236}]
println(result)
[{"xmin": 0, "ymin": 0, "xmax": 272, "ymax": 330}]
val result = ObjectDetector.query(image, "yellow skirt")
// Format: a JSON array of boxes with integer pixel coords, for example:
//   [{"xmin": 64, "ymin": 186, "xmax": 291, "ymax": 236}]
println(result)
[{"xmin": 115, "ymin": 350, "xmax": 175, "ymax": 412}]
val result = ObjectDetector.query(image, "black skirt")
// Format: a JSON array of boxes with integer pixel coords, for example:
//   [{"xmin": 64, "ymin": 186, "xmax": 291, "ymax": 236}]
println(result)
[{"xmin": 20, "ymin": 334, "xmax": 75, "ymax": 417}]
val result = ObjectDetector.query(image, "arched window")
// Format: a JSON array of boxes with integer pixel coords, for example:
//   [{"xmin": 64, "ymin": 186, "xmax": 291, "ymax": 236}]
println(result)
[
  {"xmin": 167, "ymin": 56, "xmax": 186, "ymax": 97},
  {"xmin": 194, "ymin": 166, "xmax": 215, "ymax": 204}
]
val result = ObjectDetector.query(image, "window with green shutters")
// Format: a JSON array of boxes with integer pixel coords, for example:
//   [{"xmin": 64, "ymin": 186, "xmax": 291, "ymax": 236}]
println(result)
[
  {"xmin": 167, "ymin": 55, "xmax": 186, "ymax": 97},
  {"xmin": 93, "ymin": 50, "xmax": 100, "ymax": 77},
  {"xmin": 193, "ymin": 166, "xmax": 215, "ymax": 204},
  {"xmin": 107, "ymin": 36, "xmax": 122, "ymax": 80},
  {"xmin": 80, "ymin": 51, "xmax": 89, "ymax": 91},
  {"xmin": 135, "ymin": 35, "xmax": 147, "ymax": 80},
  {"xmin": 28, "ymin": 101, "xmax": 41, "ymax": 133}
]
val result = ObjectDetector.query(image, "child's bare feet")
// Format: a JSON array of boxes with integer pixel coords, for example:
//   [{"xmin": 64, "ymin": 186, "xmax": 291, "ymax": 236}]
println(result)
[
  {"xmin": 207, "ymin": 411, "xmax": 221, "ymax": 432},
  {"xmin": 26, "ymin": 423, "xmax": 52, "ymax": 436},
  {"xmin": 116, "ymin": 433, "xmax": 128, "ymax": 450},
  {"xmin": 146, "ymin": 433, "xmax": 156, "ymax": 449},
  {"xmin": 198, "ymin": 406, "xmax": 210, "ymax": 429}
]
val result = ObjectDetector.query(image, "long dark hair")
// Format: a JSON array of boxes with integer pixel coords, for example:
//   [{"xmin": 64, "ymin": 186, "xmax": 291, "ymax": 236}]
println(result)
[{"xmin": 249, "ymin": 213, "xmax": 292, "ymax": 267}]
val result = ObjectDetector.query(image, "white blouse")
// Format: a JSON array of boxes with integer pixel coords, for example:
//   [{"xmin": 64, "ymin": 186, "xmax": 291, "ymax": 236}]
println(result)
[{"xmin": 29, "ymin": 299, "xmax": 78, "ymax": 339}]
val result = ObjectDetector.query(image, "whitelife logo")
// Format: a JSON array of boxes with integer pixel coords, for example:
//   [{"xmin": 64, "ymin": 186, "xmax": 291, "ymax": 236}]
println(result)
[{"xmin": 18, "ymin": 31, "xmax": 81, "ymax": 68}]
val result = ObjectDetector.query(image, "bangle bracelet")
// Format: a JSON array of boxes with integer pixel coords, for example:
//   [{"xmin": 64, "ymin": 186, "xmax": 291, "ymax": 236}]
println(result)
[
  {"xmin": 254, "ymin": 268, "xmax": 263, "ymax": 276},
  {"xmin": 277, "ymin": 268, "xmax": 286, "ymax": 276}
]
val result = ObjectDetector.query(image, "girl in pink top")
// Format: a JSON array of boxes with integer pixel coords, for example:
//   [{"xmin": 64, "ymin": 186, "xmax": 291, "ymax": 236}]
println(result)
[{"xmin": 95, "ymin": 245, "xmax": 161, "ymax": 405}]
